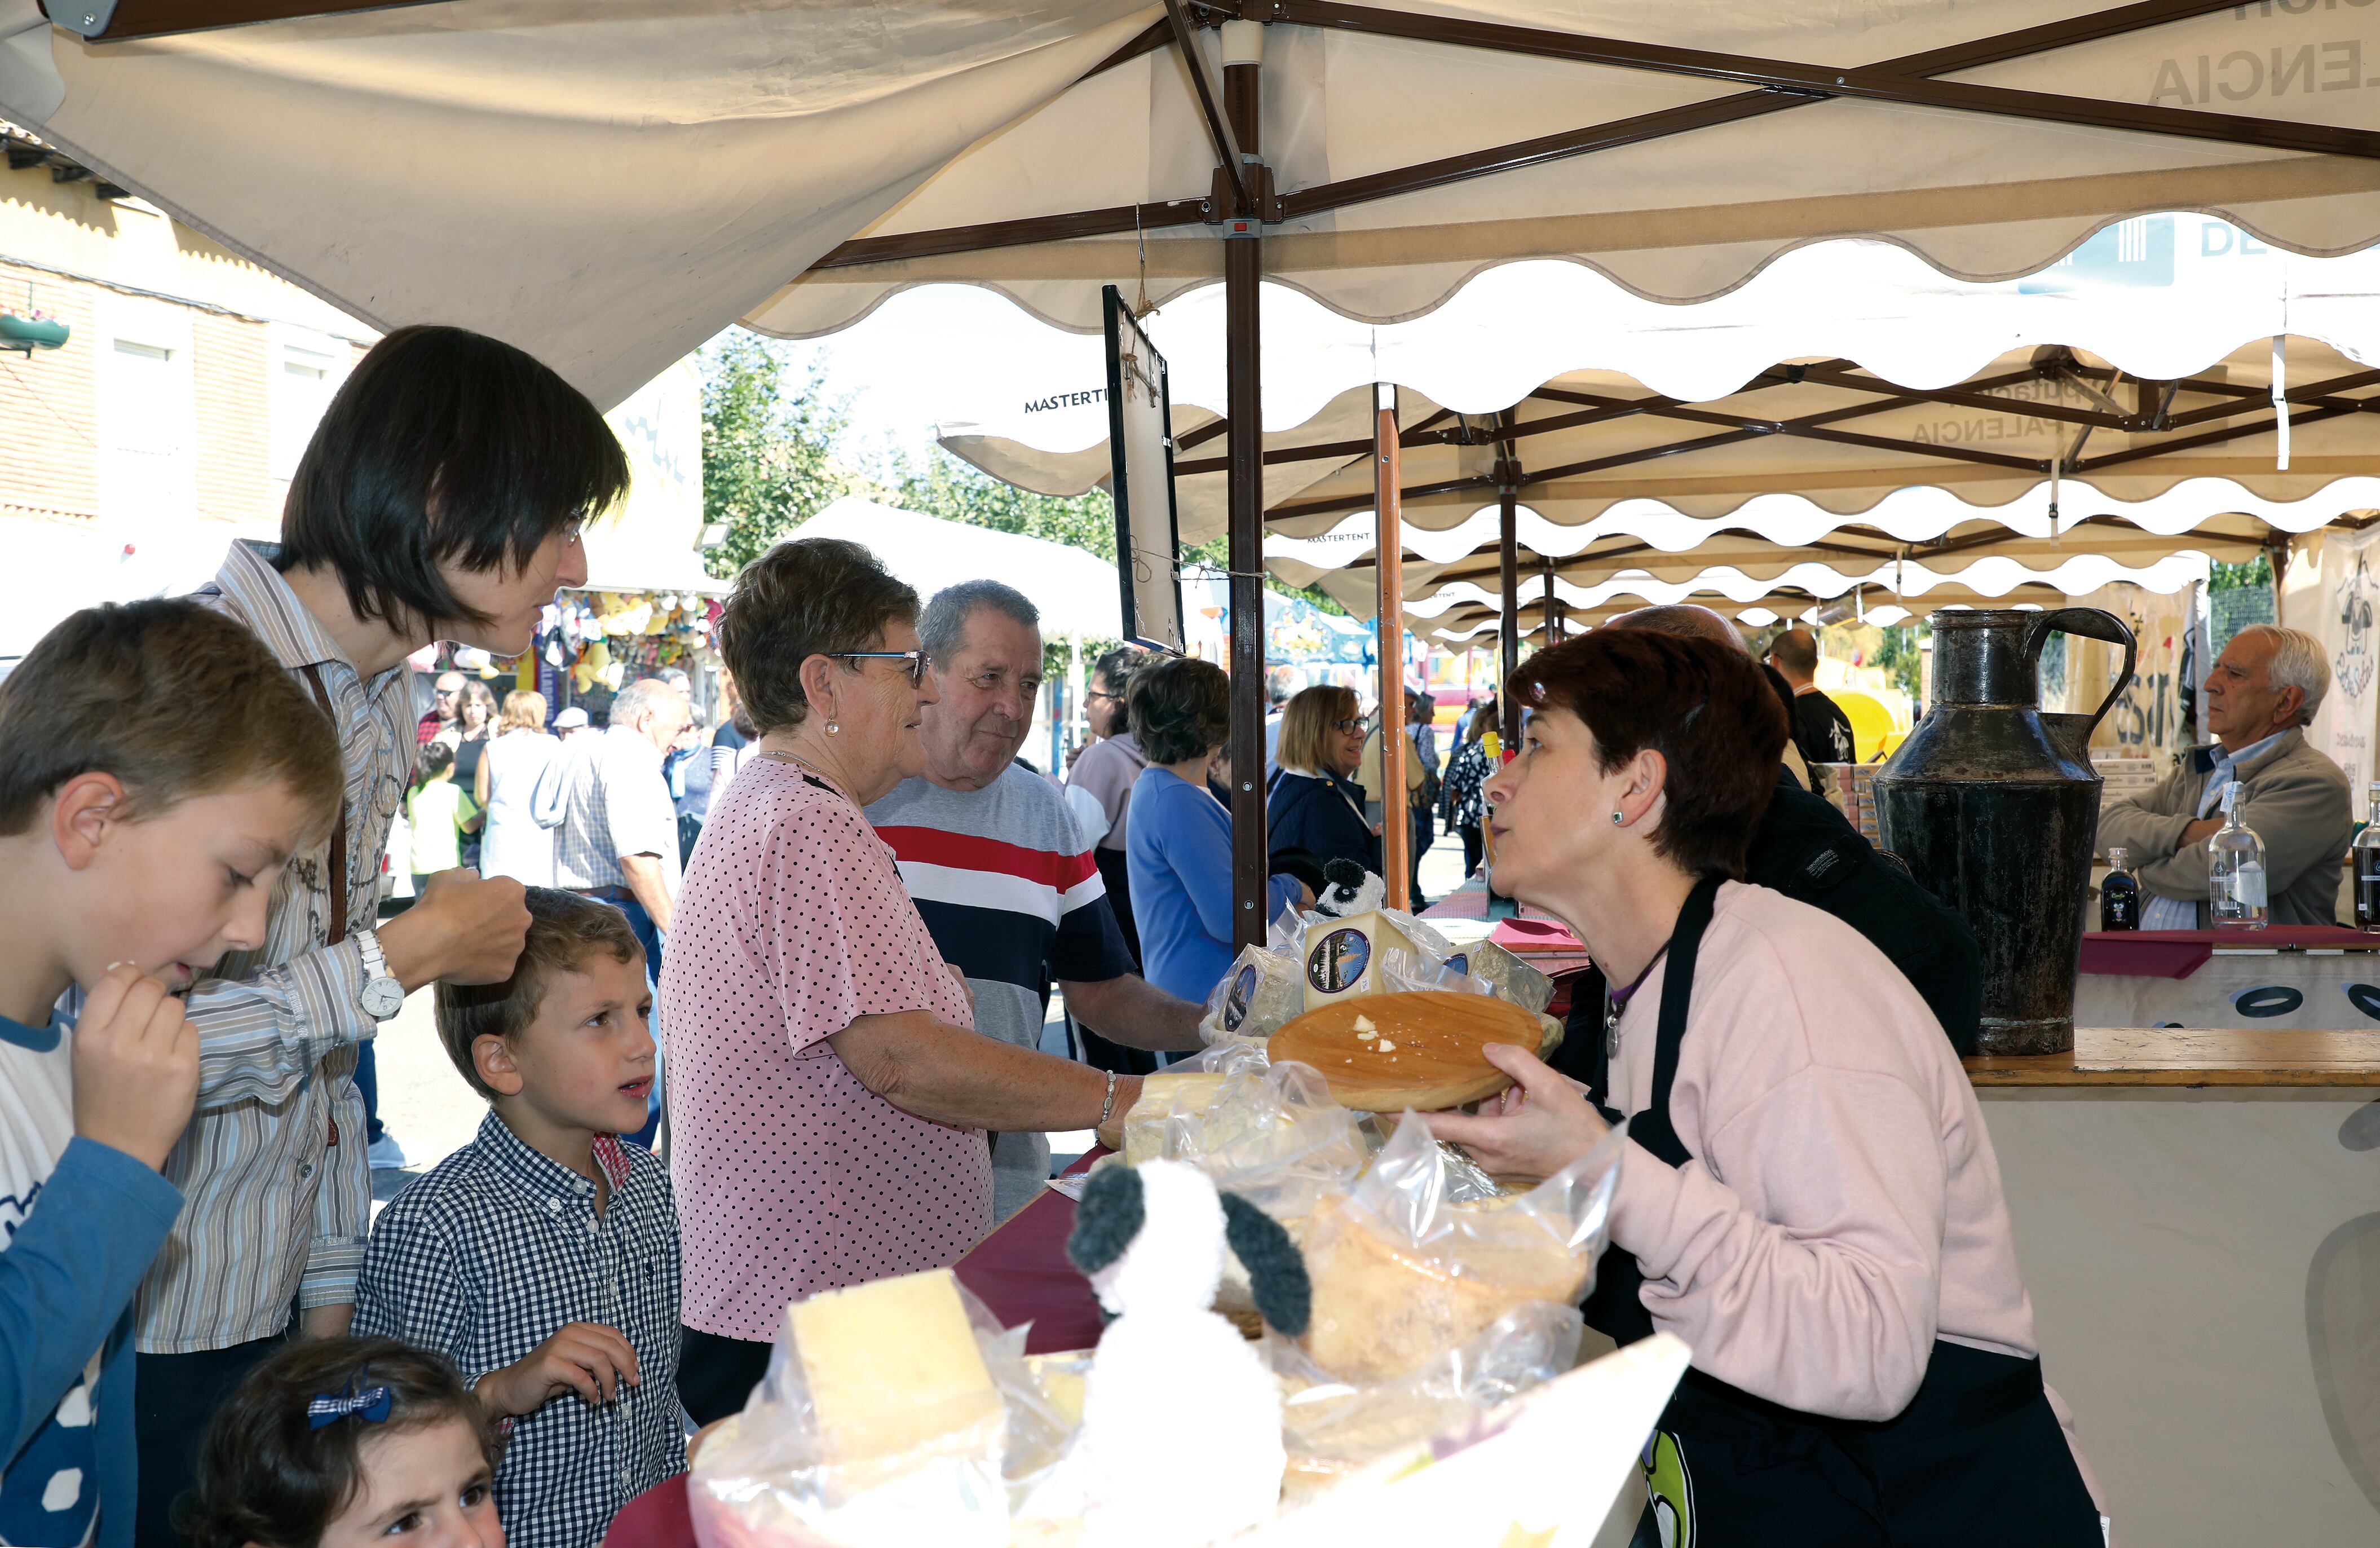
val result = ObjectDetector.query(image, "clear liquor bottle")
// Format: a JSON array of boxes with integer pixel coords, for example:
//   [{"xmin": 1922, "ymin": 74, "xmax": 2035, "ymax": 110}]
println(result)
[
  {"xmin": 2208, "ymin": 780, "xmax": 2268, "ymax": 930},
  {"xmin": 2355, "ymin": 783, "xmax": 2380, "ymax": 932},
  {"xmin": 2100, "ymin": 846, "xmax": 2141, "ymax": 931}
]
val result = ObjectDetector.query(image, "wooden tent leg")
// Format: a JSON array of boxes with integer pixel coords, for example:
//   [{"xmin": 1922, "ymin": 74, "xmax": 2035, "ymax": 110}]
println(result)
[
  {"xmin": 1377, "ymin": 384, "xmax": 1410, "ymax": 910},
  {"xmin": 1226, "ymin": 56, "xmax": 1269, "ymax": 952}
]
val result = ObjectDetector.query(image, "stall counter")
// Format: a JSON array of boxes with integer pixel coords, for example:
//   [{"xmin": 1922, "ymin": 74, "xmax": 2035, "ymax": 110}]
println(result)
[{"xmin": 1966, "ymin": 1025, "xmax": 2380, "ymax": 1543}]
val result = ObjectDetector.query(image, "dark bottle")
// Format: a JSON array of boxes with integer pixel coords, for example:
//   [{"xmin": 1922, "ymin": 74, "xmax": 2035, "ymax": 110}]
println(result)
[
  {"xmin": 2355, "ymin": 783, "xmax": 2380, "ymax": 932},
  {"xmin": 2100, "ymin": 846, "xmax": 2141, "ymax": 932}
]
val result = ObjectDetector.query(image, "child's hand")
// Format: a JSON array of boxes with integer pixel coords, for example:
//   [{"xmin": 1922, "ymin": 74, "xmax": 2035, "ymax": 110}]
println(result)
[
  {"xmin": 479, "ymin": 1323, "xmax": 641, "ymax": 1418},
  {"xmin": 71, "ymin": 964, "xmax": 198, "ymax": 1172}
]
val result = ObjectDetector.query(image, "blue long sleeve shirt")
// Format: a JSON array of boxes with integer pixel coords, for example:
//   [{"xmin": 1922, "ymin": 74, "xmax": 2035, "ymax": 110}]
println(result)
[
  {"xmin": 1, "ymin": 1137, "xmax": 184, "ymax": 1548},
  {"xmin": 1125, "ymin": 766, "xmax": 1302, "ymax": 1005}
]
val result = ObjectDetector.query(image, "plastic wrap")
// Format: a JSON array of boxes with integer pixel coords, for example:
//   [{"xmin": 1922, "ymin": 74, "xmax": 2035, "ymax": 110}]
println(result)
[
  {"xmin": 1117, "ymin": 1044, "xmax": 1367, "ymax": 1318},
  {"xmin": 1299, "ymin": 1112, "xmax": 1625, "ymax": 1383},
  {"xmin": 1274, "ymin": 1301, "xmax": 1585, "ymax": 1499},
  {"xmin": 1198, "ymin": 943, "xmax": 1306, "ymax": 1045},
  {"xmin": 1441, "ymin": 940, "xmax": 1555, "ymax": 1016},
  {"xmin": 687, "ymin": 1280, "xmax": 1068, "ymax": 1548},
  {"xmin": 1379, "ymin": 946, "xmax": 1491, "ymax": 997}
]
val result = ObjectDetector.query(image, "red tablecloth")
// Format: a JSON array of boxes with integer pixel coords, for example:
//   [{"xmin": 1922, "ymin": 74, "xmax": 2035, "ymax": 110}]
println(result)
[
  {"xmin": 950, "ymin": 1148, "xmax": 1106, "ymax": 1357},
  {"xmin": 604, "ymin": 1474, "xmax": 690, "ymax": 1548},
  {"xmin": 2079, "ymin": 926, "xmax": 2378, "ymax": 980}
]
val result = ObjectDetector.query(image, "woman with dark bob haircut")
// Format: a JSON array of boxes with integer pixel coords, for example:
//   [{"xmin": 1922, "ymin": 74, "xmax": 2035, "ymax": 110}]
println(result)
[
  {"xmin": 1121, "ymin": 656, "xmax": 1308, "ymax": 1007},
  {"xmin": 1427, "ymin": 629, "xmax": 2105, "ymax": 1545},
  {"xmin": 658, "ymin": 537, "xmax": 1148, "ymax": 1424}
]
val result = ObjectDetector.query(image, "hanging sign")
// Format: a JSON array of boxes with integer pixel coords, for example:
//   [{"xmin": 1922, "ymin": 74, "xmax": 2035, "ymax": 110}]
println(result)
[{"xmin": 1104, "ymin": 284, "xmax": 1184, "ymax": 652}]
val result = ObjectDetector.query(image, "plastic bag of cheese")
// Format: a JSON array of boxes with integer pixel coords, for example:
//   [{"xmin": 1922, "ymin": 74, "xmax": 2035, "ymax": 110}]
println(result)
[
  {"xmin": 1197, "ymin": 943, "xmax": 1305, "ymax": 1046},
  {"xmin": 1116, "ymin": 1044, "xmax": 1367, "ymax": 1320},
  {"xmin": 1273, "ymin": 1299, "xmax": 1584, "ymax": 1500},
  {"xmin": 686, "ymin": 1269, "xmax": 1071, "ymax": 1548},
  {"xmin": 1299, "ymin": 1111, "xmax": 1624, "ymax": 1384}
]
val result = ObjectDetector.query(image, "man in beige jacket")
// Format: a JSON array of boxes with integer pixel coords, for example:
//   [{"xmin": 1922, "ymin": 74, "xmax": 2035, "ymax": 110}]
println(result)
[{"xmin": 2098, "ymin": 623, "xmax": 2351, "ymax": 927}]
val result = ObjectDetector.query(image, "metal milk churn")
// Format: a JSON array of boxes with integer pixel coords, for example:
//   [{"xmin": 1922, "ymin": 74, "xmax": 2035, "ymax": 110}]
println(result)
[{"xmin": 1873, "ymin": 608, "xmax": 2136, "ymax": 1056}]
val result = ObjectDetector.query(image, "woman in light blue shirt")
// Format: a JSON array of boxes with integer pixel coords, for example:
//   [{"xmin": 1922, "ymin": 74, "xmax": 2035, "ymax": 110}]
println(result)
[{"xmin": 1124, "ymin": 656, "xmax": 1306, "ymax": 1006}]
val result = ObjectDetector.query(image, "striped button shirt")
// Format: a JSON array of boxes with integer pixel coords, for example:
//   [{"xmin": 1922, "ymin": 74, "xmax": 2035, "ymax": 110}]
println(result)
[
  {"xmin": 355, "ymin": 1118, "xmax": 684, "ymax": 1548},
  {"xmin": 135, "ymin": 539, "xmax": 412, "ymax": 1352}
]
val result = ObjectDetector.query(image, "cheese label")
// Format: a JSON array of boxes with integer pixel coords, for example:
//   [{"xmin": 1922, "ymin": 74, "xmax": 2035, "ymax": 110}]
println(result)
[{"xmin": 1308, "ymin": 928, "xmax": 1371, "ymax": 995}]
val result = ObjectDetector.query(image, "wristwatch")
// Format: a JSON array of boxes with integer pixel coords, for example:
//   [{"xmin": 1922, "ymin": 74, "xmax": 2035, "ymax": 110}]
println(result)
[{"xmin": 356, "ymin": 928, "xmax": 405, "ymax": 1022}]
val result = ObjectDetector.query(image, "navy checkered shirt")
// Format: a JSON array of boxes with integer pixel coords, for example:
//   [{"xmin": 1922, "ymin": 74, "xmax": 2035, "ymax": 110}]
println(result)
[{"xmin": 356, "ymin": 1113, "xmax": 685, "ymax": 1548}]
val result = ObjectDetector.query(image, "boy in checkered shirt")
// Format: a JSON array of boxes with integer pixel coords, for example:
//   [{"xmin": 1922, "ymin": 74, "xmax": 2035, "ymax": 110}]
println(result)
[{"xmin": 355, "ymin": 888, "xmax": 682, "ymax": 1548}]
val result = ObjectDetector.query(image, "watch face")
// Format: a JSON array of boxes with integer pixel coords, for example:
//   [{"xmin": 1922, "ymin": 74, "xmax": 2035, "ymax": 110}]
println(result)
[{"xmin": 361, "ymin": 978, "xmax": 406, "ymax": 1020}]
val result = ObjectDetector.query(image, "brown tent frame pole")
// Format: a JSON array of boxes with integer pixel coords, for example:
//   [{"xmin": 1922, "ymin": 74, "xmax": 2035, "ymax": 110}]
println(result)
[
  {"xmin": 1376, "ymin": 383, "xmax": 1410, "ymax": 910},
  {"xmin": 1498, "ymin": 407, "xmax": 1521, "ymax": 751},
  {"xmin": 1225, "ymin": 42, "xmax": 1270, "ymax": 952},
  {"xmin": 1542, "ymin": 561, "xmax": 1558, "ymax": 645},
  {"xmin": 811, "ymin": 0, "xmax": 2350, "ymax": 272}
]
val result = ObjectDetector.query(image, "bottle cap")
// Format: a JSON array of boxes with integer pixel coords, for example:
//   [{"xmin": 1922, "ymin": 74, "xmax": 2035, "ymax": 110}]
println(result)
[{"xmin": 2107, "ymin": 846, "xmax": 2127, "ymax": 866}]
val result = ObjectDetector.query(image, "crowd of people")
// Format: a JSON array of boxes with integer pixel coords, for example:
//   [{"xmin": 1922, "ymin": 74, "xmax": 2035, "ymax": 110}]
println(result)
[{"xmin": 1, "ymin": 318, "xmax": 2137, "ymax": 1548}]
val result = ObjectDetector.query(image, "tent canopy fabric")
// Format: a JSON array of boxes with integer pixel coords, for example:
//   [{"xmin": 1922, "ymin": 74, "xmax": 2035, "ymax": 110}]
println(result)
[
  {"xmin": 11, "ymin": 3, "xmax": 2380, "ymax": 412},
  {"xmin": 789, "ymin": 496, "xmax": 1125, "ymax": 641}
]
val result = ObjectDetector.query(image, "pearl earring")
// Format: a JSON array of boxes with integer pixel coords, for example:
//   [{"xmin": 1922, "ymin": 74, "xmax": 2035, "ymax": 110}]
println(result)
[
  {"xmin": 1610, "ymin": 810, "xmax": 1623, "ymax": 825},
  {"xmin": 827, "ymin": 721, "xmax": 840, "ymax": 735}
]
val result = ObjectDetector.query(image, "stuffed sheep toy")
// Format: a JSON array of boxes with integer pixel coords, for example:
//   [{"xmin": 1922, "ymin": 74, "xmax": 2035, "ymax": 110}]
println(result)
[
  {"xmin": 1062, "ymin": 1160, "xmax": 1310, "ymax": 1548},
  {"xmin": 1312, "ymin": 857, "xmax": 1386, "ymax": 920}
]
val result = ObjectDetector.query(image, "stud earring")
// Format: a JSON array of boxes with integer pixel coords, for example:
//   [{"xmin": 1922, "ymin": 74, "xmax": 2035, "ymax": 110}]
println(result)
[
  {"xmin": 1610, "ymin": 810, "xmax": 1623, "ymax": 825},
  {"xmin": 827, "ymin": 721, "xmax": 840, "ymax": 735}
]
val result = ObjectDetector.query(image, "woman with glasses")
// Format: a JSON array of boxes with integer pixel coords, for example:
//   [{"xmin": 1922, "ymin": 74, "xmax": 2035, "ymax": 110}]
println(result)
[
  {"xmin": 659, "ymin": 537, "xmax": 1146, "ymax": 1427},
  {"xmin": 1266, "ymin": 683, "xmax": 1381, "ymax": 877}
]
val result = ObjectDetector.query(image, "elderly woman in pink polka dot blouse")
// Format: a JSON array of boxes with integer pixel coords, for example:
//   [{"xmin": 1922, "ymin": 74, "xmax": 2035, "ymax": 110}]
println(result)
[{"xmin": 659, "ymin": 536, "xmax": 1145, "ymax": 1425}]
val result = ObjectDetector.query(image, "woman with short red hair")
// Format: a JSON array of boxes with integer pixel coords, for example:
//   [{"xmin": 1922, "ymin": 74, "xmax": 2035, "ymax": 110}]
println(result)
[{"xmin": 1428, "ymin": 629, "xmax": 2103, "ymax": 1545}]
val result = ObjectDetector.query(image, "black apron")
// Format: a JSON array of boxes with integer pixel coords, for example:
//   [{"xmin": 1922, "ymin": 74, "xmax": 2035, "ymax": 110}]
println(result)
[{"xmin": 1583, "ymin": 874, "xmax": 2103, "ymax": 1548}]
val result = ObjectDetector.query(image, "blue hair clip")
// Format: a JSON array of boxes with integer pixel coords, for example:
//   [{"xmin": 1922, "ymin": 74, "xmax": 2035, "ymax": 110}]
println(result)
[{"xmin": 307, "ymin": 1377, "xmax": 392, "ymax": 1430}]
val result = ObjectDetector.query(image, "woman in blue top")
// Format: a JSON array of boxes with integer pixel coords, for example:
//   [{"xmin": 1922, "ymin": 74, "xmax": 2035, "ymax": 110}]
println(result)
[
  {"xmin": 1266, "ymin": 684, "xmax": 1380, "ymax": 875},
  {"xmin": 1124, "ymin": 656, "xmax": 1309, "ymax": 1005}
]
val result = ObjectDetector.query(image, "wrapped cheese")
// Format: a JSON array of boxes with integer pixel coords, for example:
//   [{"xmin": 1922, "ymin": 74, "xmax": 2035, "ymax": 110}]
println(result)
[
  {"xmin": 1301, "ymin": 911, "xmax": 1428, "ymax": 1008},
  {"xmin": 1441, "ymin": 940, "xmax": 1555, "ymax": 1015},
  {"xmin": 1299, "ymin": 1113, "xmax": 1623, "ymax": 1384},
  {"xmin": 1201, "ymin": 943, "xmax": 1305, "ymax": 1043}
]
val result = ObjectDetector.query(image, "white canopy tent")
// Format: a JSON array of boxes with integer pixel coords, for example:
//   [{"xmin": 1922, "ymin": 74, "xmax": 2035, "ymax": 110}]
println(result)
[
  {"xmin": 12, "ymin": 0, "xmax": 2380, "ymax": 967},
  {"xmin": 791, "ymin": 496, "xmax": 1125, "ymax": 642}
]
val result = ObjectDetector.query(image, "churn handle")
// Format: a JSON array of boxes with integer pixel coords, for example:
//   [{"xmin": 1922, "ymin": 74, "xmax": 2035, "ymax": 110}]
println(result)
[{"xmin": 2025, "ymin": 607, "xmax": 2139, "ymax": 739}]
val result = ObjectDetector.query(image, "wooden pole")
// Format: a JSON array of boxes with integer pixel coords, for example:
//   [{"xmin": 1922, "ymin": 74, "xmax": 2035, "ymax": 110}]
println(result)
[
  {"xmin": 1375, "ymin": 383, "xmax": 1410, "ymax": 908},
  {"xmin": 1225, "ymin": 47, "xmax": 1268, "ymax": 951},
  {"xmin": 1498, "ymin": 408, "xmax": 1521, "ymax": 750},
  {"xmin": 1542, "ymin": 561, "xmax": 1558, "ymax": 645}
]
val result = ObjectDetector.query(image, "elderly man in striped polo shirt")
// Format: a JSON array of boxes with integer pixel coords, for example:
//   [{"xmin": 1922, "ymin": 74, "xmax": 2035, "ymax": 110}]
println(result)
[{"xmin": 866, "ymin": 580, "xmax": 1206, "ymax": 1221}]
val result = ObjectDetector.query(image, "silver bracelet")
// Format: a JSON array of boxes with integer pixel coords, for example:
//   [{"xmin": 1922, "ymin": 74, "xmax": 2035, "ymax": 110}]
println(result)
[{"xmin": 1098, "ymin": 1069, "xmax": 1119, "ymax": 1126}]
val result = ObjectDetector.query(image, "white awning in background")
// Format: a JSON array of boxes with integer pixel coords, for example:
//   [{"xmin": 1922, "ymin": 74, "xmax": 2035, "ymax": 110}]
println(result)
[{"xmin": 788, "ymin": 496, "xmax": 1125, "ymax": 641}]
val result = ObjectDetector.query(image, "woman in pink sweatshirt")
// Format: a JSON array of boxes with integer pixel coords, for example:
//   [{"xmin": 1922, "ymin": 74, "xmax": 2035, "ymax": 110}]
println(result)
[{"xmin": 1429, "ymin": 629, "xmax": 2104, "ymax": 1547}]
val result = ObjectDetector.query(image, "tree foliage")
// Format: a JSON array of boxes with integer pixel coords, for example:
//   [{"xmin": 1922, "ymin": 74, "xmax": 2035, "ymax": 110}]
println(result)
[{"xmin": 700, "ymin": 333, "xmax": 854, "ymax": 579}]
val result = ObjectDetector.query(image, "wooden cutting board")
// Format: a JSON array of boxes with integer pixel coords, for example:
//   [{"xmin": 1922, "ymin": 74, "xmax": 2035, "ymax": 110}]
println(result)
[{"xmin": 1270, "ymin": 991, "xmax": 1555, "ymax": 1113}]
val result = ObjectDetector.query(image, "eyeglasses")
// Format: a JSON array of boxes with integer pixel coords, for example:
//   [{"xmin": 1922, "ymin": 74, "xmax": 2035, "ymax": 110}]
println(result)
[
  {"xmin": 1085, "ymin": 689, "xmax": 1120, "ymax": 705},
  {"xmin": 838, "ymin": 650, "xmax": 929, "ymax": 687},
  {"xmin": 1331, "ymin": 717, "xmax": 1365, "ymax": 734}
]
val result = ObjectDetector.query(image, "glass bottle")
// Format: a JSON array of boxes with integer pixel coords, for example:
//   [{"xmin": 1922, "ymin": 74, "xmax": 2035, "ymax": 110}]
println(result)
[
  {"xmin": 2208, "ymin": 780, "xmax": 2268, "ymax": 930},
  {"xmin": 2100, "ymin": 846, "xmax": 2141, "ymax": 932},
  {"xmin": 2355, "ymin": 783, "xmax": 2380, "ymax": 932}
]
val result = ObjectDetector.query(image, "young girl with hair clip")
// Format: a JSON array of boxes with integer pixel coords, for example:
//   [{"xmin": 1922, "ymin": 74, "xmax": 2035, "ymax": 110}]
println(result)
[{"xmin": 175, "ymin": 1337, "xmax": 502, "ymax": 1548}]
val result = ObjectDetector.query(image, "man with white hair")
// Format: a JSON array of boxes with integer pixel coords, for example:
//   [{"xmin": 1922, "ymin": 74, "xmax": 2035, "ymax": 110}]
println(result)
[
  {"xmin": 2101, "ymin": 622, "xmax": 2352, "ymax": 927},
  {"xmin": 866, "ymin": 581, "xmax": 1207, "ymax": 1219}
]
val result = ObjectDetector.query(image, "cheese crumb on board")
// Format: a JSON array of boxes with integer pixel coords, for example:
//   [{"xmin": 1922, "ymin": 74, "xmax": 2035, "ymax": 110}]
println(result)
[
  {"xmin": 1352, "ymin": 1015, "xmax": 1376, "ymax": 1033},
  {"xmin": 785, "ymin": 1268, "xmax": 1001, "ymax": 1461},
  {"xmin": 1376, "ymin": 1040, "xmax": 1397, "ymax": 1053}
]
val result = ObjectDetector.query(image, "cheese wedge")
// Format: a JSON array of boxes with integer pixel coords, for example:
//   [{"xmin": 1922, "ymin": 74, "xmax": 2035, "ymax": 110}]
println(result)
[
  {"xmin": 786, "ymin": 1269, "xmax": 1003, "ymax": 1462},
  {"xmin": 1300, "ymin": 910, "xmax": 1428, "ymax": 1009}
]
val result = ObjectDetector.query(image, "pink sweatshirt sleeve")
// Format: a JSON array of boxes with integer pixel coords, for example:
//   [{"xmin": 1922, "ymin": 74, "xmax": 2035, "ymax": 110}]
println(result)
[{"xmin": 1609, "ymin": 927, "xmax": 1954, "ymax": 1421}]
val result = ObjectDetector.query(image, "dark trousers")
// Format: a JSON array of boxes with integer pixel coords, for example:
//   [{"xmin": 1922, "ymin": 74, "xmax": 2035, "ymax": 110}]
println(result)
[
  {"xmin": 616, "ymin": 892, "xmax": 664, "ymax": 1150},
  {"xmin": 678, "ymin": 1325, "xmax": 774, "ymax": 1426},
  {"xmin": 353, "ymin": 1040, "xmax": 385, "ymax": 1145},
  {"xmin": 1459, "ymin": 824, "xmax": 1483, "ymax": 877},
  {"xmin": 134, "ymin": 1335, "xmax": 286, "ymax": 1548}
]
